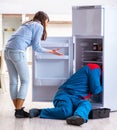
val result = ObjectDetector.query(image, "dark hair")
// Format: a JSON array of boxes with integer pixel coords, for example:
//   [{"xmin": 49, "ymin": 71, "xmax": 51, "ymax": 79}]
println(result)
[
  {"xmin": 25, "ymin": 11, "xmax": 49, "ymax": 40},
  {"xmin": 33, "ymin": 11, "xmax": 49, "ymax": 40}
]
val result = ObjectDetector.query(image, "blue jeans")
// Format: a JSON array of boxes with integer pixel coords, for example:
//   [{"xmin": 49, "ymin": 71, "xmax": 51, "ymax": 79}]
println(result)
[{"xmin": 4, "ymin": 48, "xmax": 29, "ymax": 100}]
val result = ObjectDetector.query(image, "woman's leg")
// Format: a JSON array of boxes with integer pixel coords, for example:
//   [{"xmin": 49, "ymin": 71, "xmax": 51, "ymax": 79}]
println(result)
[
  {"xmin": 4, "ymin": 49, "xmax": 29, "ymax": 117},
  {"xmin": 4, "ymin": 53, "xmax": 19, "ymax": 106},
  {"xmin": 13, "ymin": 52, "xmax": 29, "ymax": 101},
  {"xmin": 13, "ymin": 99, "xmax": 17, "ymax": 108}
]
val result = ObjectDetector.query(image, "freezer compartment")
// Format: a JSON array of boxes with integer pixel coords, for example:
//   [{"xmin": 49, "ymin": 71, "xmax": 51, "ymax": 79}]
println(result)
[{"xmin": 72, "ymin": 5, "xmax": 104, "ymax": 36}]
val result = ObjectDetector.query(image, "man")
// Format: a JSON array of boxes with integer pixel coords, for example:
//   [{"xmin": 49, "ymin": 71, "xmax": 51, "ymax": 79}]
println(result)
[{"xmin": 29, "ymin": 63, "xmax": 102, "ymax": 126}]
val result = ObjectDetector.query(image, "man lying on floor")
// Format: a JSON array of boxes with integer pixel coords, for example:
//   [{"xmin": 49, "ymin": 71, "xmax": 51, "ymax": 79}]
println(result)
[{"xmin": 29, "ymin": 63, "xmax": 102, "ymax": 126}]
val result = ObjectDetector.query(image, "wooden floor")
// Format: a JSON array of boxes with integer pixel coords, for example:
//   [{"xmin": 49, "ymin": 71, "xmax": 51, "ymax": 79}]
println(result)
[{"xmin": 0, "ymin": 70, "xmax": 117, "ymax": 130}]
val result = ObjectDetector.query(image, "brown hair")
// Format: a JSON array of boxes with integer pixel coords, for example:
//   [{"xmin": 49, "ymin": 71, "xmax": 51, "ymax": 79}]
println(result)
[
  {"xmin": 25, "ymin": 11, "xmax": 49, "ymax": 40},
  {"xmin": 32, "ymin": 11, "xmax": 49, "ymax": 40}
]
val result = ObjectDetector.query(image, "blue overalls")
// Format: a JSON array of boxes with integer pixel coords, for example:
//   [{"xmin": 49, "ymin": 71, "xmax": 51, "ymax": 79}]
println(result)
[{"xmin": 40, "ymin": 64, "xmax": 102, "ymax": 121}]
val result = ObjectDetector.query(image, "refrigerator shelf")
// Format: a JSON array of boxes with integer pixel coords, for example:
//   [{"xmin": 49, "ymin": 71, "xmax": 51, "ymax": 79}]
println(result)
[
  {"xmin": 74, "ymin": 35, "xmax": 104, "ymax": 39},
  {"xmin": 82, "ymin": 60, "xmax": 102, "ymax": 64},
  {"xmin": 84, "ymin": 50, "xmax": 102, "ymax": 53}
]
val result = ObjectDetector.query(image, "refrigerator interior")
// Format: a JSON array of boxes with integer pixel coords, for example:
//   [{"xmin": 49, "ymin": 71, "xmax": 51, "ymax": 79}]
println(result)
[{"xmin": 74, "ymin": 36, "xmax": 103, "ymax": 108}]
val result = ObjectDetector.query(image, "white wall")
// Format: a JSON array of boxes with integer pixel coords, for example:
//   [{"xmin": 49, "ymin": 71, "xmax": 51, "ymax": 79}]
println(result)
[
  {"xmin": 1, "ymin": 0, "xmax": 117, "ymax": 38},
  {"xmin": 0, "ymin": 15, "xmax": 3, "ymax": 49},
  {"xmin": 0, "ymin": 0, "xmax": 117, "ymax": 15}
]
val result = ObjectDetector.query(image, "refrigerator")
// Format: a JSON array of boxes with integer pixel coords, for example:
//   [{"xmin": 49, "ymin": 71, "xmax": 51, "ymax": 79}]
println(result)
[{"xmin": 32, "ymin": 5, "xmax": 117, "ymax": 111}]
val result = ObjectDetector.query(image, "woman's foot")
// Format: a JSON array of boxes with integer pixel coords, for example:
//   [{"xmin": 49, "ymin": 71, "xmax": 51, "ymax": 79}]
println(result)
[
  {"xmin": 29, "ymin": 108, "xmax": 41, "ymax": 118},
  {"xmin": 15, "ymin": 107, "xmax": 29, "ymax": 118},
  {"xmin": 66, "ymin": 116, "xmax": 86, "ymax": 126}
]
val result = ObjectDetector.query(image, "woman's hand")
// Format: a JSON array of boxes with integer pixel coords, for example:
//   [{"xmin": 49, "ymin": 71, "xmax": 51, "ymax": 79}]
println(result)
[{"xmin": 48, "ymin": 48, "xmax": 64, "ymax": 56}]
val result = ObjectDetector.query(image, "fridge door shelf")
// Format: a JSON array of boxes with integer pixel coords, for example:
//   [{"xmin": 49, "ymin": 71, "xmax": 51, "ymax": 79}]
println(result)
[
  {"xmin": 40, "ymin": 42, "xmax": 69, "ymax": 47},
  {"xmin": 34, "ymin": 78, "xmax": 67, "ymax": 86},
  {"xmin": 35, "ymin": 55, "xmax": 69, "ymax": 60},
  {"xmin": 34, "ymin": 60, "xmax": 70, "ymax": 78}
]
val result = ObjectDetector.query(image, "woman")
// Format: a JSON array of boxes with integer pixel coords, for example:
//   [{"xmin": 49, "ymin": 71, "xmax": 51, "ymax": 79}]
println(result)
[{"xmin": 4, "ymin": 11, "xmax": 63, "ymax": 118}]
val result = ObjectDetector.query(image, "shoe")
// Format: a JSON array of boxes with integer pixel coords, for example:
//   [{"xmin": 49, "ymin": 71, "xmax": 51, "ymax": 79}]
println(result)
[
  {"xmin": 29, "ymin": 108, "xmax": 41, "ymax": 118},
  {"xmin": 66, "ymin": 116, "xmax": 86, "ymax": 126},
  {"xmin": 15, "ymin": 107, "xmax": 29, "ymax": 118}
]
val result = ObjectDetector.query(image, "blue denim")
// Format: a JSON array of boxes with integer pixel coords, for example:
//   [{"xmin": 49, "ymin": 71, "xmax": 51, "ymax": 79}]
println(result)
[{"xmin": 4, "ymin": 48, "xmax": 29, "ymax": 99}]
